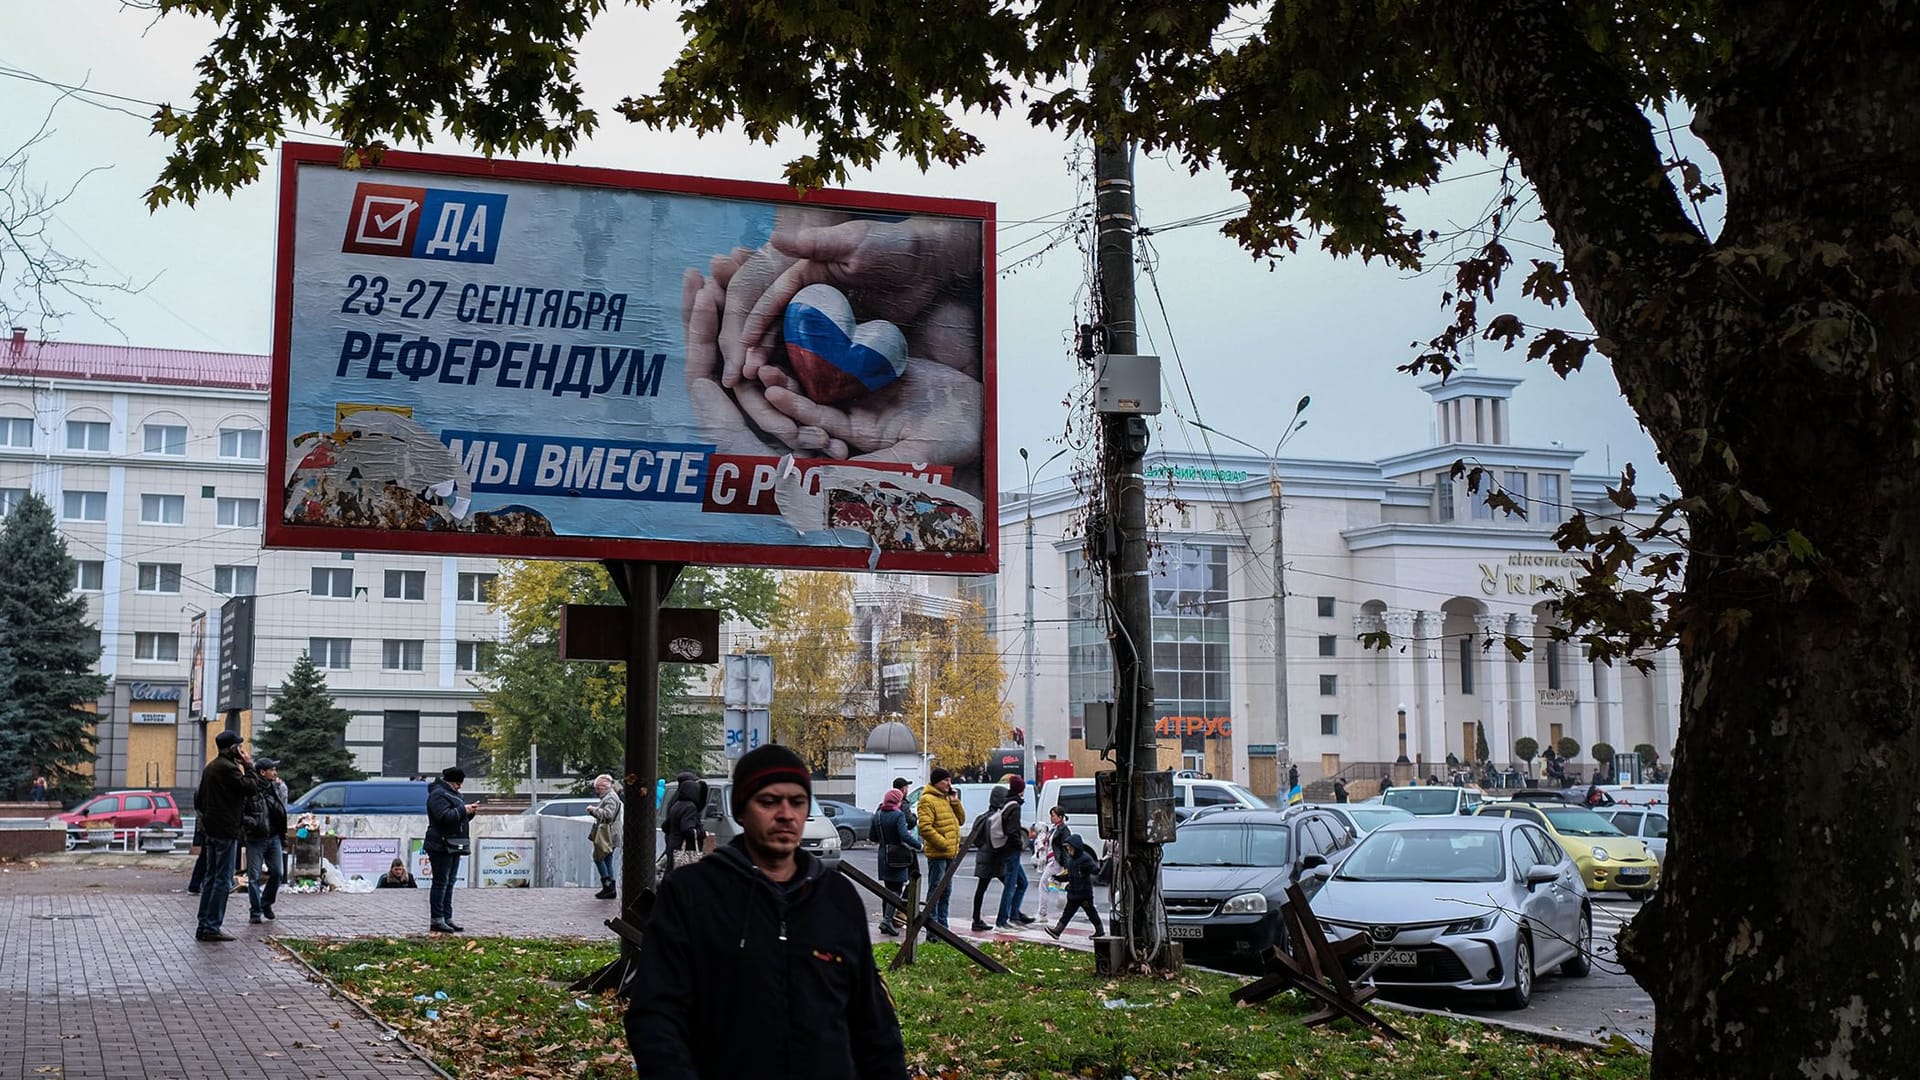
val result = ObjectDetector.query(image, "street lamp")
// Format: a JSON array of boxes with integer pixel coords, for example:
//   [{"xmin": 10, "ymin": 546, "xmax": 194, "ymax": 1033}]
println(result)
[
  {"xmin": 1019, "ymin": 445, "xmax": 1071, "ymax": 782},
  {"xmin": 1193, "ymin": 397, "xmax": 1310, "ymax": 790}
]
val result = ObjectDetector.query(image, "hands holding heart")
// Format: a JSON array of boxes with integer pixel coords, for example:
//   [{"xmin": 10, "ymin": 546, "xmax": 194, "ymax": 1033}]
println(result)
[{"xmin": 681, "ymin": 211, "xmax": 984, "ymax": 468}]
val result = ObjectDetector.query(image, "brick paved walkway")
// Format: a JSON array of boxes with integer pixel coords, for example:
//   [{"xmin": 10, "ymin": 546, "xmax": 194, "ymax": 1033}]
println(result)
[
  {"xmin": 0, "ymin": 859, "xmax": 625, "ymax": 1079},
  {"xmin": 0, "ymin": 855, "xmax": 1098, "ymax": 1078}
]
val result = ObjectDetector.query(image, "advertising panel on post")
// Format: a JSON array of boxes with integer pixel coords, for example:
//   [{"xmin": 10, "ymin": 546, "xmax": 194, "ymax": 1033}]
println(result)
[
  {"xmin": 217, "ymin": 595, "xmax": 256, "ymax": 713},
  {"xmin": 268, "ymin": 143, "xmax": 998, "ymax": 573}
]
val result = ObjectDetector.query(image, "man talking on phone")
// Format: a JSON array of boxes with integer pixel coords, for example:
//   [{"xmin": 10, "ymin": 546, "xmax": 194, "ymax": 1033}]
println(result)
[{"xmin": 625, "ymin": 744, "xmax": 906, "ymax": 1078}]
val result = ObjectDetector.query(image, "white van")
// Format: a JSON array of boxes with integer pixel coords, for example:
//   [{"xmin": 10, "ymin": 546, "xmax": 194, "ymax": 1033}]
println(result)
[{"xmin": 1033, "ymin": 775, "xmax": 1268, "ymax": 840}]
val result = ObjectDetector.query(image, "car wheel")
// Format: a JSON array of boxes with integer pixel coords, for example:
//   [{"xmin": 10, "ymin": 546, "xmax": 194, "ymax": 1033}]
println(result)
[
  {"xmin": 838, "ymin": 826, "xmax": 856, "ymax": 850},
  {"xmin": 1561, "ymin": 910, "xmax": 1592, "ymax": 977},
  {"xmin": 1498, "ymin": 934, "xmax": 1534, "ymax": 1010}
]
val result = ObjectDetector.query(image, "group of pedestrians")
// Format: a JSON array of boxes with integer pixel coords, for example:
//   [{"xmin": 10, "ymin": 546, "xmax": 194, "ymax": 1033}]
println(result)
[{"xmin": 186, "ymin": 730, "xmax": 287, "ymax": 941}]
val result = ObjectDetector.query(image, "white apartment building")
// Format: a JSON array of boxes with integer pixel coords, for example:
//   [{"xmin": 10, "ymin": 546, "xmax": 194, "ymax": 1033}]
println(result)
[
  {"xmin": 996, "ymin": 368, "xmax": 1684, "ymax": 796},
  {"xmin": 0, "ymin": 329, "xmax": 505, "ymax": 794}
]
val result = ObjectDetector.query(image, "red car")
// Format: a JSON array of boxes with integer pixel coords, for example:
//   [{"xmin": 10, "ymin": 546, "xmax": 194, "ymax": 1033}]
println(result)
[{"xmin": 54, "ymin": 790, "xmax": 183, "ymax": 830}]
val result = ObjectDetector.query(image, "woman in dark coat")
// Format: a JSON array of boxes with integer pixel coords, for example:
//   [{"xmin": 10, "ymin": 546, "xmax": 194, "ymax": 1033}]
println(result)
[
  {"xmin": 661, "ymin": 773, "xmax": 708, "ymax": 876},
  {"xmin": 423, "ymin": 767, "xmax": 476, "ymax": 932}
]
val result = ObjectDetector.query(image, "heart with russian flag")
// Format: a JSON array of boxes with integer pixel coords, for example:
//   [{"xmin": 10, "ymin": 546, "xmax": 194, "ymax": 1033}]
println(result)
[{"xmin": 781, "ymin": 283, "xmax": 909, "ymax": 404}]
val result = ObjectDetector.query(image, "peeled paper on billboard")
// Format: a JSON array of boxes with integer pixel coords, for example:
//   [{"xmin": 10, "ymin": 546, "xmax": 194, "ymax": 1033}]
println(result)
[{"xmin": 268, "ymin": 144, "xmax": 998, "ymax": 573}]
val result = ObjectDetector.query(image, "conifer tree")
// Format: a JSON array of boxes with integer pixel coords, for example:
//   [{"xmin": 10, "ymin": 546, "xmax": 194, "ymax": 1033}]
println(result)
[
  {"xmin": 0, "ymin": 614, "xmax": 29, "ymax": 798},
  {"xmin": 0, "ymin": 493, "xmax": 105, "ymax": 801},
  {"xmin": 257, "ymin": 651, "xmax": 364, "ymax": 789}
]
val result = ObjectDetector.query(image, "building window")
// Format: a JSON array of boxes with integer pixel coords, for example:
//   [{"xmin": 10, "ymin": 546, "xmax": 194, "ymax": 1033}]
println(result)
[
  {"xmin": 1544, "ymin": 640, "xmax": 1562, "ymax": 691},
  {"xmin": 1066, "ymin": 557, "xmax": 1115, "ymax": 741},
  {"xmin": 1435, "ymin": 475, "xmax": 1454, "ymax": 522},
  {"xmin": 1320, "ymin": 714, "xmax": 1339, "ymax": 736},
  {"xmin": 456, "ymin": 572, "xmax": 497, "ymax": 603},
  {"xmin": 74, "ymin": 560, "xmax": 104, "ymax": 591},
  {"xmin": 142, "ymin": 424, "xmax": 187, "ymax": 456},
  {"xmin": 309, "ymin": 637, "xmax": 352, "ymax": 670},
  {"xmin": 0, "ymin": 417, "xmax": 32, "ymax": 449},
  {"xmin": 214, "ymin": 565, "xmax": 257, "ymax": 596},
  {"xmin": 1459, "ymin": 637, "xmax": 1476, "ymax": 694},
  {"xmin": 1, "ymin": 488, "xmax": 26, "ymax": 516},
  {"xmin": 958, "ymin": 574, "xmax": 997, "ymax": 626},
  {"xmin": 1147, "ymin": 542, "xmax": 1233, "ymax": 754},
  {"xmin": 1539, "ymin": 473, "xmax": 1563, "ymax": 523},
  {"xmin": 137, "ymin": 563, "xmax": 182, "ymax": 594},
  {"xmin": 456, "ymin": 641, "xmax": 495, "ymax": 673},
  {"xmin": 1504, "ymin": 470, "xmax": 1529, "ymax": 516},
  {"xmin": 1470, "ymin": 475, "xmax": 1495, "ymax": 520},
  {"xmin": 456, "ymin": 711, "xmax": 491, "ymax": 775},
  {"xmin": 1316, "ymin": 595, "xmax": 1336, "ymax": 618},
  {"xmin": 1317, "ymin": 634, "xmax": 1337, "ymax": 658},
  {"xmin": 62, "ymin": 490, "xmax": 107, "ymax": 522},
  {"xmin": 65, "ymin": 420, "xmax": 109, "ymax": 452},
  {"xmin": 382, "ymin": 639, "xmax": 425, "ymax": 672},
  {"xmin": 1319, "ymin": 674, "xmax": 1337, "ymax": 696},
  {"xmin": 218, "ymin": 428, "xmax": 264, "ymax": 461},
  {"xmin": 140, "ymin": 494, "xmax": 185, "ymax": 525},
  {"xmin": 383, "ymin": 710, "xmax": 421, "ymax": 778},
  {"xmin": 134, "ymin": 632, "xmax": 180, "ymax": 662},
  {"xmin": 215, "ymin": 497, "xmax": 260, "ymax": 528},
  {"xmin": 311, "ymin": 567, "xmax": 354, "ymax": 599},
  {"xmin": 384, "ymin": 569, "xmax": 426, "ymax": 601}
]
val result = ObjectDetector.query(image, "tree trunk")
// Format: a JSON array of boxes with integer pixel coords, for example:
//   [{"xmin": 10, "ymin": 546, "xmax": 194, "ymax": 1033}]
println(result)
[{"xmin": 1441, "ymin": 3, "xmax": 1920, "ymax": 1076}]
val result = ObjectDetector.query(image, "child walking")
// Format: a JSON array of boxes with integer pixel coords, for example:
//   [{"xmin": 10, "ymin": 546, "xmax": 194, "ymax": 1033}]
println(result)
[
  {"xmin": 1044, "ymin": 833, "xmax": 1105, "ymax": 940},
  {"xmin": 1033, "ymin": 806, "xmax": 1066, "ymax": 921}
]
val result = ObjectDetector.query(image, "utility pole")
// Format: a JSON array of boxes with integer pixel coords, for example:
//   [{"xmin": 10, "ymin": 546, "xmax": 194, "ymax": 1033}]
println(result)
[{"xmin": 1092, "ymin": 90, "xmax": 1175, "ymax": 972}]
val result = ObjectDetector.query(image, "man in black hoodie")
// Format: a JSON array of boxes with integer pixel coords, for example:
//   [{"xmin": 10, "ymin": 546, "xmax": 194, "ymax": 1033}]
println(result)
[{"xmin": 625, "ymin": 744, "xmax": 906, "ymax": 1079}]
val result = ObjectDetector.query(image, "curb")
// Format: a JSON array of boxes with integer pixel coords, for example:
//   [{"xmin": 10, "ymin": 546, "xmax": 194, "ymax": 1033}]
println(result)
[
  {"xmin": 270, "ymin": 938, "xmax": 459, "ymax": 1080},
  {"xmin": 984, "ymin": 927, "xmax": 1640, "ymax": 1055}
]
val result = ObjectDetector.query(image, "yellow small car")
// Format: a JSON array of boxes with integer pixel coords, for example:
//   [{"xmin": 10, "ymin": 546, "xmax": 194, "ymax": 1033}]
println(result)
[{"xmin": 1474, "ymin": 801, "xmax": 1660, "ymax": 896}]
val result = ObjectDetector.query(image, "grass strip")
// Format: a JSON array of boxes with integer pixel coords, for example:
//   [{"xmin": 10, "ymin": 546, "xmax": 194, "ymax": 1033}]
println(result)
[{"xmin": 289, "ymin": 936, "xmax": 1650, "ymax": 1079}]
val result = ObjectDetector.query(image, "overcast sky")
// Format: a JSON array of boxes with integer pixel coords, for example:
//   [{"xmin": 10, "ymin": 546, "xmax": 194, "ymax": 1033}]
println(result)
[{"xmin": 1, "ymin": 2, "xmax": 1690, "ymax": 494}]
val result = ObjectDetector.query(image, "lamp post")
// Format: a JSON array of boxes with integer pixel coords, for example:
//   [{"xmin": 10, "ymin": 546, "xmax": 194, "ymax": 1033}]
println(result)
[
  {"xmin": 1020, "ymin": 446, "xmax": 1070, "ymax": 782},
  {"xmin": 1194, "ymin": 399, "xmax": 1310, "ymax": 791}
]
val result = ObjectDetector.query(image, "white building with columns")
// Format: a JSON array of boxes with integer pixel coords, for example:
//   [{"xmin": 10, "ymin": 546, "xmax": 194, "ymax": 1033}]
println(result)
[{"xmin": 997, "ymin": 369, "xmax": 1682, "ymax": 795}]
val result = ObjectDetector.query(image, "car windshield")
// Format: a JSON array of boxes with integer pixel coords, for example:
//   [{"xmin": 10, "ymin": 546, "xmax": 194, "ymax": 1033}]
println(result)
[
  {"xmin": 1540, "ymin": 806, "xmax": 1625, "ymax": 837},
  {"xmin": 1224, "ymin": 783, "xmax": 1268, "ymax": 808},
  {"xmin": 1335, "ymin": 828, "xmax": 1505, "ymax": 883},
  {"xmin": 1163, "ymin": 824, "xmax": 1291, "ymax": 867},
  {"xmin": 1381, "ymin": 788, "xmax": 1458, "ymax": 815},
  {"xmin": 1346, "ymin": 807, "xmax": 1412, "ymax": 833}
]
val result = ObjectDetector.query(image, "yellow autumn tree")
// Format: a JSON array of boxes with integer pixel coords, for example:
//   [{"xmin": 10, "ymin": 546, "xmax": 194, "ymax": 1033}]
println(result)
[
  {"xmin": 900, "ymin": 601, "xmax": 1008, "ymax": 771},
  {"xmin": 763, "ymin": 572, "xmax": 864, "ymax": 774}
]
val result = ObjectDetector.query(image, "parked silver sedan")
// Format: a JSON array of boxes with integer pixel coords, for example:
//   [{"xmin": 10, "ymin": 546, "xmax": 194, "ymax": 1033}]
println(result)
[{"xmin": 1308, "ymin": 816, "xmax": 1592, "ymax": 1009}]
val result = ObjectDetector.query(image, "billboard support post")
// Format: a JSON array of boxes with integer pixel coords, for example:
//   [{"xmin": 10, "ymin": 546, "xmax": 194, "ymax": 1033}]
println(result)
[{"xmin": 620, "ymin": 560, "xmax": 679, "ymax": 950}]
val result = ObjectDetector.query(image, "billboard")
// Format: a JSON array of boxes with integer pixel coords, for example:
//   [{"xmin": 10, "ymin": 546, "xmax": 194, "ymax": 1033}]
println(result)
[
  {"xmin": 269, "ymin": 144, "xmax": 997, "ymax": 573},
  {"xmin": 186, "ymin": 611, "xmax": 207, "ymax": 719}
]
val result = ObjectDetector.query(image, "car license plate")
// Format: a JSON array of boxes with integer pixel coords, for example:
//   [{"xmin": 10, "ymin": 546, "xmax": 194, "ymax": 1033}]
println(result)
[
  {"xmin": 1361, "ymin": 950, "xmax": 1418, "ymax": 967},
  {"xmin": 1617, "ymin": 869, "xmax": 1649, "ymax": 882},
  {"xmin": 1167, "ymin": 924, "xmax": 1204, "ymax": 940}
]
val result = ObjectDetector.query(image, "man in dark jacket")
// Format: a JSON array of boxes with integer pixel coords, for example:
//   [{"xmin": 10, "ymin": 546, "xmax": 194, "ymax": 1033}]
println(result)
[
  {"xmin": 193, "ymin": 730, "xmax": 254, "ymax": 941},
  {"xmin": 423, "ymin": 767, "xmax": 477, "ymax": 933},
  {"xmin": 1044, "ymin": 833, "xmax": 1104, "ymax": 939},
  {"xmin": 626, "ymin": 744, "xmax": 906, "ymax": 1079},
  {"xmin": 244, "ymin": 757, "xmax": 289, "ymax": 923}
]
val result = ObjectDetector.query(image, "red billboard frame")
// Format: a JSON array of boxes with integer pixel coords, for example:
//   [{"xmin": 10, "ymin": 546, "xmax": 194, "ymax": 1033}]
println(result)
[{"xmin": 266, "ymin": 142, "xmax": 997, "ymax": 573}]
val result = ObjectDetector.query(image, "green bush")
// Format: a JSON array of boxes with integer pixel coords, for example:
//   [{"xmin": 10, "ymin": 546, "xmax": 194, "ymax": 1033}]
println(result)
[{"xmin": 1557, "ymin": 736, "xmax": 1581, "ymax": 761}]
